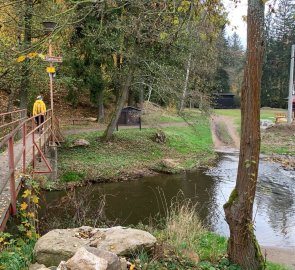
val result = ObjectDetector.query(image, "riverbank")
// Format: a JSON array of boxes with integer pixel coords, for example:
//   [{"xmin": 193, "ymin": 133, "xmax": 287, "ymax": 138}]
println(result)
[
  {"xmin": 54, "ymin": 111, "xmax": 215, "ymax": 188},
  {"xmin": 212, "ymin": 109, "xmax": 295, "ymax": 171},
  {"xmin": 56, "ymin": 108, "xmax": 295, "ymax": 189},
  {"xmin": 2, "ymin": 108, "xmax": 295, "ymax": 269},
  {"xmin": 1, "ymin": 199, "xmax": 293, "ymax": 270}
]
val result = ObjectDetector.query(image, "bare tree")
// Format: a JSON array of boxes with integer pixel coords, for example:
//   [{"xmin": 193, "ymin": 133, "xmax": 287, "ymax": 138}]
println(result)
[{"xmin": 224, "ymin": 0, "xmax": 265, "ymax": 269}]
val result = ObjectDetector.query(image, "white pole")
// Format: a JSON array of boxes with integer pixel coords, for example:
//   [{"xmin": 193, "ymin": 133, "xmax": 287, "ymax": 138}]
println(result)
[{"xmin": 288, "ymin": 44, "xmax": 295, "ymax": 124}]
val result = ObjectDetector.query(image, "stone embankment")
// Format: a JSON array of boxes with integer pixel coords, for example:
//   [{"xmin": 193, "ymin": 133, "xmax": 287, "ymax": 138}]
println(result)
[{"xmin": 30, "ymin": 226, "xmax": 157, "ymax": 270}]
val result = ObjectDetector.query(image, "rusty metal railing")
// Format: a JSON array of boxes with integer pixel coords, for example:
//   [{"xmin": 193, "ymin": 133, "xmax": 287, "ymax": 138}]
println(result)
[
  {"xmin": 0, "ymin": 109, "xmax": 27, "ymax": 142},
  {"xmin": 0, "ymin": 109, "xmax": 54, "ymax": 223}
]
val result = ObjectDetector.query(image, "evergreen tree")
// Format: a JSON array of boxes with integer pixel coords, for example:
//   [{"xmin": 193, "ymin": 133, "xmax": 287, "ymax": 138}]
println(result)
[
  {"xmin": 212, "ymin": 29, "xmax": 231, "ymax": 93},
  {"xmin": 262, "ymin": 0, "xmax": 295, "ymax": 108},
  {"xmin": 228, "ymin": 32, "xmax": 245, "ymax": 100}
]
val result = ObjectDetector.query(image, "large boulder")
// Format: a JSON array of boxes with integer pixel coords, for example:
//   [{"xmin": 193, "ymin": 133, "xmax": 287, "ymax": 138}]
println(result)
[
  {"xmin": 34, "ymin": 228, "xmax": 91, "ymax": 266},
  {"xmin": 85, "ymin": 247, "xmax": 121, "ymax": 270},
  {"xmin": 62, "ymin": 247, "xmax": 108, "ymax": 270},
  {"xmin": 90, "ymin": 226, "xmax": 157, "ymax": 255},
  {"xmin": 34, "ymin": 226, "xmax": 156, "ymax": 267}
]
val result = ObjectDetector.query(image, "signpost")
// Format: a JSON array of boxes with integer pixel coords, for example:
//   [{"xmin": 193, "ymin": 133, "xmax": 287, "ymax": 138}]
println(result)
[
  {"xmin": 45, "ymin": 56, "xmax": 63, "ymax": 63},
  {"xmin": 44, "ymin": 40, "xmax": 63, "ymax": 117},
  {"xmin": 44, "ymin": 39, "xmax": 63, "ymax": 142}
]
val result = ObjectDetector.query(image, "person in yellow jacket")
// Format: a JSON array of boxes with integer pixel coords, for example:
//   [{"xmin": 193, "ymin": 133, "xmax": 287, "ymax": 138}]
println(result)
[{"xmin": 33, "ymin": 95, "xmax": 46, "ymax": 131}]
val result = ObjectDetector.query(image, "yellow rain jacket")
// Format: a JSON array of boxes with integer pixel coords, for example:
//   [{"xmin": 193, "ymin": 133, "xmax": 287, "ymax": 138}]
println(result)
[{"xmin": 33, "ymin": 100, "xmax": 46, "ymax": 116}]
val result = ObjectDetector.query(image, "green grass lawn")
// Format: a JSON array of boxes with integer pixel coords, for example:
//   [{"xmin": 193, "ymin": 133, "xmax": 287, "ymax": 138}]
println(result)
[
  {"xmin": 214, "ymin": 108, "xmax": 295, "ymax": 155},
  {"xmin": 142, "ymin": 108, "xmax": 202, "ymax": 124},
  {"xmin": 58, "ymin": 114, "xmax": 214, "ymax": 183},
  {"xmin": 215, "ymin": 108, "xmax": 287, "ymax": 124},
  {"xmin": 159, "ymin": 114, "xmax": 184, "ymax": 123}
]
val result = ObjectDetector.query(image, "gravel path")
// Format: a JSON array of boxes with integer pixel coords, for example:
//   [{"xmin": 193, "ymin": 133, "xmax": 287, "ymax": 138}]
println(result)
[{"xmin": 62, "ymin": 122, "xmax": 189, "ymax": 135}]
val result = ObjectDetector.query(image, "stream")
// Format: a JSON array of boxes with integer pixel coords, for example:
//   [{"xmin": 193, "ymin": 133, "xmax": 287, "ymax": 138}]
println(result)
[{"xmin": 40, "ymin": 152, "xmax": 295, "ymax": 248}]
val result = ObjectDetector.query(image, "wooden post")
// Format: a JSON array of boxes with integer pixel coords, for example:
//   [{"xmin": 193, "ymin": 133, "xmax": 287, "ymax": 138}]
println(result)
[
  {"xmin": 32, "ymin": 118, "xmax": 35, "ymax": 171},
  {"xmin": 48, "ymin": 40, "xmax": 55, "ymax": 143},
  {"xmin": 8, "ymin": 137, "xmax": 16, "ymax": 215},
  {"xmin": 22, "ymin": 122, "xmax": 26, "ymax": 173}
]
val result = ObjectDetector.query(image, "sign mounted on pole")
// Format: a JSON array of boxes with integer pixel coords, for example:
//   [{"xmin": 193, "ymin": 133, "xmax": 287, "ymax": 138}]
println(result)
[
  {"xmin": 44, "ymin": 56, "xmax": 63, "ymax": 63},
  {"xmin": 46, "ymin": 66, "xmax": 56, "ymax": 73}
]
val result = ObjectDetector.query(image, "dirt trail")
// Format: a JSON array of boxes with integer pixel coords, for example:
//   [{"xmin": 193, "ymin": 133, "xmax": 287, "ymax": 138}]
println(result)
[{"xmin": 211, "ymin": 115, "xmax": 240, "ymax": 151}]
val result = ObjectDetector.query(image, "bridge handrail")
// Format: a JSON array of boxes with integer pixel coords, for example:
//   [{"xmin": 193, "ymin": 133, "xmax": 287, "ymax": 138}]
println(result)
[
  {"xmin": 0, "ymin": 118, "xmax": 27, "ymax": 130},
  {"xmin": 0, "ymin": 109, "xmax": 27, "ymax": 118},
  {"xmin": 0, "ymin": 108, "xmax": 59, "ymax": 231},
  {"xmin": 0, "ymin": 109, "xmax": 52, "ymax": 149},
  {"xmin": 0, "ymin": 109, "xmax": 27, "ymax": 141}
]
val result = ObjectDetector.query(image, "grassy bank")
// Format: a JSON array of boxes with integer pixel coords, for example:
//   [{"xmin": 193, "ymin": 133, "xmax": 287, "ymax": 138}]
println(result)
[
  {"xmin": 214, "ymin": 108, "xmax": 287, "ymax": 125},
  {"xmin": 131, "ymin": 199, "xmax": 291, "ymax": 270},
  {"xmin": 58, "ymin": 113, "xmax": 214, "ymax": 184},
  {"xmin": 1, "ymin": 196, "xmax": 291, "ymax": 269},
  {"xmin": 214, "ymin": 108, "xmax": 295, "ymax": 155}
]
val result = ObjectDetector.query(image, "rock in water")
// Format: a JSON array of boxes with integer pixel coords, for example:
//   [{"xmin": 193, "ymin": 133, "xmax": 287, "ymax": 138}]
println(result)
[
  {"xmin": 90, "ymin": 226, "xmax": 157, "ymax": 255},
  {"xmin": 63, "ymin": 247, "xmax": 108, "ymax": 270},
  {"xmin": 34, "ymin": 228, "xmax": 90, "ymax": 266}
]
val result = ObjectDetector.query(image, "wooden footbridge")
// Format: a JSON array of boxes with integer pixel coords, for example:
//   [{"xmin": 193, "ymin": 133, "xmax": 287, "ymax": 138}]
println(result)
[{"xmin": 0, "ymin": 109, "xmax": 63, "ymax": 230}]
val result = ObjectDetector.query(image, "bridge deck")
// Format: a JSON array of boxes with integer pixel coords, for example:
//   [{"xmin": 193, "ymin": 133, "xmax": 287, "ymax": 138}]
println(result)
[{"xmin": 0, "ymin": 110, "xmax": 55, "ymax": 230}]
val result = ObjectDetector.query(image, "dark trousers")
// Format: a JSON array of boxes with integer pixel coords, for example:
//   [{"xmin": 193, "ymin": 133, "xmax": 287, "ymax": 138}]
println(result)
[{"xmin": 35, "ymin": 115, "xmax": 44, "ymax": 132}]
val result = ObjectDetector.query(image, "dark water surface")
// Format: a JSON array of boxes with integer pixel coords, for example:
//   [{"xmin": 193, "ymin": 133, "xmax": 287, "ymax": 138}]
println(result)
[{"xmin": 40, "ymin": 153, "xmax": 295, "ymax": 248}]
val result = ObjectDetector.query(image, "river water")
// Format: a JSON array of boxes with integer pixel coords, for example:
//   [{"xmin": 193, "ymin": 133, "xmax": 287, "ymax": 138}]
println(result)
[{"xmin": 40, "ymin": 152, "xmax": 295, "ymax": 248}]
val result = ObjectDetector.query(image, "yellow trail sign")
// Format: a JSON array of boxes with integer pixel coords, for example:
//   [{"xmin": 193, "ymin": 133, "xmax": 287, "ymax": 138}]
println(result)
[{"xmin": 46, "ymin": 66, "xmax": 56, "ymax": 73}]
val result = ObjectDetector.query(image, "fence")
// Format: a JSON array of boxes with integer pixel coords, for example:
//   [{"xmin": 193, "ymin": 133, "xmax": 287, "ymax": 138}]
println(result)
[{"xmin": 0, "ymin": 110, "xmax": 53, "ymax": 219}]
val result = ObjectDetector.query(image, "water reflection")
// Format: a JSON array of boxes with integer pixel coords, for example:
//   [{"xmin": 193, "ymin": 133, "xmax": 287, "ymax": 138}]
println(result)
[
  {"xmin": 207, "ymin": 153, "xmax": 295, "ymax": 247},
  {"xmin": 40, "ymin": 153, "xmax": 295, "ymax": 248}
]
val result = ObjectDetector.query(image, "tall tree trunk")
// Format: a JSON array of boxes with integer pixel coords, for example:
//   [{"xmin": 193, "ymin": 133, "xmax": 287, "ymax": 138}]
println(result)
[
  {"xmin": 224, "ymin": 0, "xmax": 265, "ymax": 269},
  {"xmin": 179, "ymin": 3, "xmax": 193, "ymax": 113},
  {"xmin": 97, "ymin": 90, "xmax": 104, "ymax": 123},
  {"xmin": 179, "ymin": 52, "xmax": 192, "ymax": 113},
  {"xmin": 139, "ymin": 88, "xmax": 144, "ymax": 109},
  {"xmin": 20, "ymin": 0, "xmax": 33, "ymax": 115},
  {"xmin": 102, "ymin": 66, "xmax": 135, "ymax": 141}
]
